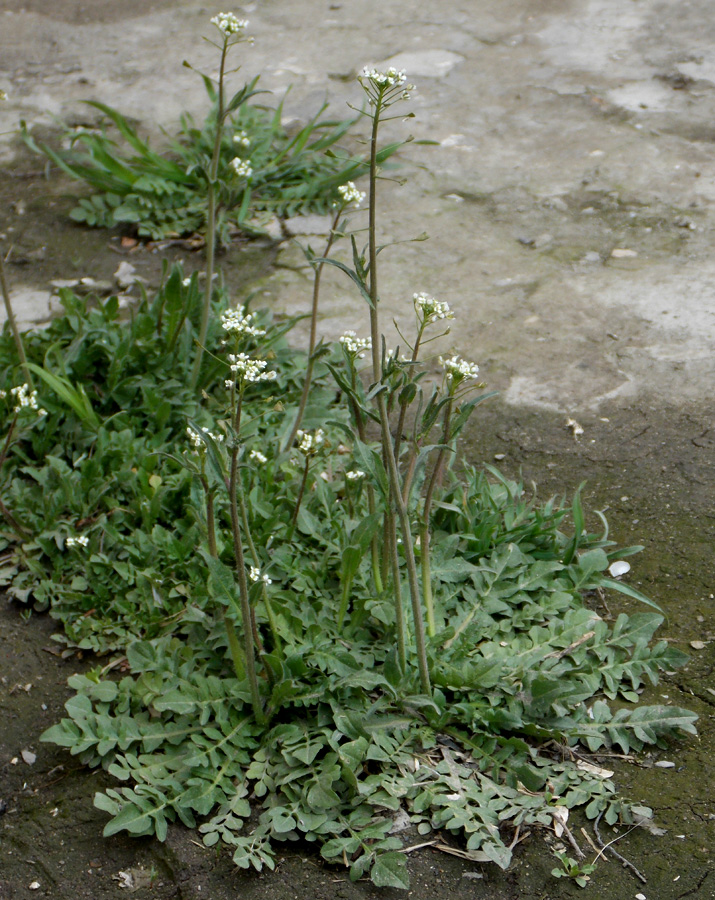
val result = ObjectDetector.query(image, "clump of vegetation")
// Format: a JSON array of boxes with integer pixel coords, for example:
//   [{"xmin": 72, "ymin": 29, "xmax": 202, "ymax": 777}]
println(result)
[
  {"xmin": 0, "ymin": 14, "xmax": 696, "ymax": 890},
  {"xmin": 21, "ymin": 26, "xmax": 377, "ymax": 242}
]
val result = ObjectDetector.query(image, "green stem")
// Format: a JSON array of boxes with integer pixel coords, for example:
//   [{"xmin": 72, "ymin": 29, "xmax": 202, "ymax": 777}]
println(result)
[
  {"xmin": 191, "ymin": 39, "xmax": 228, "ymax": 389},
  {"xmin": 367, "ymin": 94, "xmax": 430, "ymax": 694},
  {"xmin": 393, "ymin": 329, "xmax": 423, "ymax": 468},
  {"xmin": 348, "ymin": 370, "xmax": 382, "ymax": 593},
  {"xmin": 228, "ymin": 395, "xmax": 265, "ymax": 724},
  {"xmin": 0, "ymin": 251, "xmax": 32, "ymax": 389},
  {"xmin": 420, "ymin": 397, "xmax": 453, "ymax": 638},
  {"xmin": 203, "ymin": 473, "xmax": 246, "ymax": 680},
  {"xmin": 239, "ymin": 487, "xmax": 282, "ymax": 654},
  {"xmin": 288, "ymin": 457, "xmax": 311, "ymax": 540},
  {"xmin": 282, "ymin": 207, "xmax": 342, "ymax": 452},
  {"xmin": 388, "ymin": 509, "xmax": 407, "ymax": 670}
]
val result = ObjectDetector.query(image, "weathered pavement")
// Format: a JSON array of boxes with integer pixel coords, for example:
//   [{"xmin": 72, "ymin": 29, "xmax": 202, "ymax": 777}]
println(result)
[{"xmin": 2, "ymin": 0, "xmax": 715, "ymax": 412}]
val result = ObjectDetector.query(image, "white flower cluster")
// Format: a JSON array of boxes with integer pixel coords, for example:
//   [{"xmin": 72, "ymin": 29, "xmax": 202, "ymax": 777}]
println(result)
[
  {"xmin": 66, "ymin": 534, "xmax": 89, "ymax": 549},
  {"xmin": 439, "ymin": 355, "xmax": 480, "ymax": 384},
  {"xmin": 226, "ymin": 353, "xmax": 276, "ymax": 385},
  {"xmin": 336, "ymin": 182, "xmax": 366, "ymax": 209},
  {"xmin": 346, "ymin": 470, "xmax": 366, "ymax": 481},
  {"xmin": 249, "ymin": 449, "xmax": 267, "ymax": 464},
  {"xmin": 229, "ymin": 157, "xmax": 252, "ymax": 179},
  {"xmin": 210, "ymin": 12, "xmax": 249, "ymax": 35},
  {"xmin": 233, "ymin": 130, "xmax": 250, "ymax": 148},
  {"xmin": 221, "ymin": 308, "xmax": 266, "ymax": 338},
  {"xmin": 339, "ymin": 331, "xmax": 371, "ymax": 358},
  {"xmin": 360, "ymin": 66, "xmax": 407, "ymax": 88},
  {"xmin": 0, "ymin": 383, "xmax": 46, "ymax": 416},
  {"xmin": 187, "ymin": 425, "xmax": 224, "ymax": 450},
  {"xmin": 413, "ymin": 292, "xmax": 454, "ymax": 325},
  {"xmin": 249, "ymin": 566, "xmax": 272, "ymax": 584},
  {"xmin": 296, "ymin": 428, "xmax": 325, "ymax": 455}
]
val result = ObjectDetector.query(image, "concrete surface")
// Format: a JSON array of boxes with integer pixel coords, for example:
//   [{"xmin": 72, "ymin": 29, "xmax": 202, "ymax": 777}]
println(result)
[{"xmin": 1, "ymin": 0, "xmax": 715, "ymax": 413}]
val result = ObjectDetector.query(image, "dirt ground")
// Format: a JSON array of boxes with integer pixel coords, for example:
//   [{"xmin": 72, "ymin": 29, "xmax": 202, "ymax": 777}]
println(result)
[{"xmin": 1, "ymin": 0, "xmax": 714, "ymax": 898}]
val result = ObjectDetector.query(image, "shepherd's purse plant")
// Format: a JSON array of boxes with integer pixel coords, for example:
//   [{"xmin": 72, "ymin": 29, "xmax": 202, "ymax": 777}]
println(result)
[{"xmin": 0, "ymin": 17, "xmax": 697, "ymax": 891}]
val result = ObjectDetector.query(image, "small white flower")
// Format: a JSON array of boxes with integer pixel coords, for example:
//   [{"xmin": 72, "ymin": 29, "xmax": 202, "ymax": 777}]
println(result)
[
  {"xmin": 346, "ymin": 470, "xmax": 366, "ymax": 481},
  {"xmin": 229, "ymin": 157, "xmax": 252, "ymax": 179},
  {"xmin": 439, "ymin": 354, "xmax": 480, "ymax": 384},
  {"xmin": 233, "ymin": 130, "xmax": 250, "ymax": 148},
  {"xmin": 182, "ymin": 277, "xmax": 192, "ymax": 287},
  {"xmin": 249, "ymin": 449, "xmax": 268, "ymax": 464},
  {"xmin": 249, "ymin": 566, "xmax": 271, "ymax": 585},
  {"xmin": 339, "ymin": 331, "xmax": 371, "ymax": 358},
  {"xmin": 360, "ymin": 66, "xmax": 408, "ymax": 88},
  {"xmin": 187, "ymin": 426, "xmax": 223, "ymax": 451},
  {"xmin": 336, "ymin": 181, "xmax": 365, "ymax": 209},
  {"xmin": 226, "ymin": 353, "xmax": 276, "ymax": 384},
  {"xmin": 210, "ymin": 12, "xmax": 249, "ymax": 36},
  {"xmin": 7, "ymin": 383, "xmax": 45, "ymax": 415},
  {"xmin": 66, "ymin": 534, "xmax": 89, "ymax": 549},
  {"xmin": 413, "ymin": 292, "xmax": 454, "ymax": 325},
  {"xmin": 221, "ymin": 308, "xmax": 265, "ymax": 338},
  {"xmin": 296, "ymin": 428, "xmax": 325, "ymax": 455}
]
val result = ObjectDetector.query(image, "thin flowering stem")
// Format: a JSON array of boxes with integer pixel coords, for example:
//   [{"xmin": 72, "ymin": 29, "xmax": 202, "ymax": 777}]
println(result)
[
  {"xmin": 190, "ymin": 35, "xmax": 227, "ymax": 389},
  {"xmin": 347, "ymin": 365, "xmax": 383, "ymax": 594},
  {"xmin": 226, "ymin": 389, "xmax": 265, "ymax": 723},
  {"xmin": 282, "ymin": 205, "xmax": 342, "ymax": 452},
  {"xmin": 419, "ymin": 396, "xmax": 454, "ymax": 637},
  {"xmin": 388, "ymin": 512, "xmax": 408, "ymax": 670},
  {"xmin": 202, "ymin": 469, "xmax": 247, "ymax": 680},
  {"xmin": 289, "ymin": 456, "xmax": 311, "ymax": 538},
  {"xmin": 363, "ymin": 75, "xmax": 430, "ymax": 693},
  {"xmin": 238, "ymin": 484, "xmax": 282, "ymax": 655}
]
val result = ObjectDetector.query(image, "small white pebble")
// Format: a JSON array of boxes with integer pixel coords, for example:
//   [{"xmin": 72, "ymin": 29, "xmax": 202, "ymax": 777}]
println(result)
[
  {"xmin": 636, "ymin": 894, "xmax": 647, "ymax": 900},
  {"xmin": 654, "ymin": 761, "xmax": 675, "ymax": 768},
  {"xmin": 29, "ymin": 883, "xmax": 40, "ymax": 891}
]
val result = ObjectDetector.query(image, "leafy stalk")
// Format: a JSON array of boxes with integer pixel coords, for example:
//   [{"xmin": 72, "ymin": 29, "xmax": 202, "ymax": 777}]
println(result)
[
  {"xmin": 282, "ymin": 206, "xmax": 343, "ymax": 451},
  {"xmin": 365, "ymin": 92, "xmax": 429, "ymax": 693},
  {"xmin": 228, "ymin": 394, "xmax": 265, "ymax": 724},
  {"xmin": 191, "ymin": 38, "xmax": 229, "ymax": 389}
]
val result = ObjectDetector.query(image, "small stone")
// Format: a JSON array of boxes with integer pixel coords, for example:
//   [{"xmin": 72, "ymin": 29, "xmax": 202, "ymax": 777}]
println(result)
[
  {"xmin": 636, "ymin": 894, "xmax": 647, "ymax": 900},
  {"xmin": 29, "ymin": 882, "xmax": 40, "ymax": 891},
  {"xmin": 611, "ymin": 248, "xmax": 638, "ymax": 258},
  {"xmin": 654, "ymin": 760, "xmax": 675, "ymax": 768},
  {"xmin": 494, "ymin": 453, "xmax": 506, "ymax": 461},
  {"xmin": 21, "ymin": 749, "xmax": 36, "ymax": 765},
  {"xmin": 114, "ymin": 261, "xmax": 146, "ymax": 289},
  {"xmin": 690, "ymin": 640, "xmax": 705, "ymax": 650},
  {"xmin": 582, "ymin": 251, "xmax": 601, "ymax": 263},
  {"xmin": 548, "ymin": 196, "xmax": 568, "ymax": 212},
  {"xmin": 609, "ymin": 560, "xmax": 631, "ymax": 578}
]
